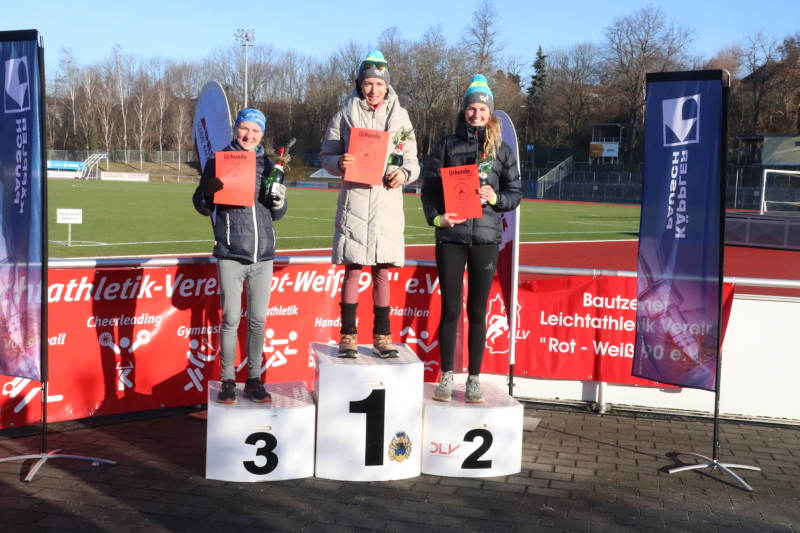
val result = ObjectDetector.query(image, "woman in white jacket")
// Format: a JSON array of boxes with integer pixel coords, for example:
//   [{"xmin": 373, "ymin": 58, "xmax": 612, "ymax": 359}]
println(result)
[{"xmin": 319, "ymin": 50, "xmax": 419, "ymax": 358}]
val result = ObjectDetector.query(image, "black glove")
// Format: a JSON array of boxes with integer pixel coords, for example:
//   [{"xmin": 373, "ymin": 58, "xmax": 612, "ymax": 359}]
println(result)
[{"xmin": 201, "ymin": 176, "xmax": 224, "ymax": 196}]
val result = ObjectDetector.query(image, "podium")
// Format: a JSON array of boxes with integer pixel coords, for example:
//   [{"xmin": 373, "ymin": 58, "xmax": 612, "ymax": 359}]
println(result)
[
  {"xmin": 310, "ymin": 342, "xmax": 423, "ymax": 481},
  {"xmin": 421, "ymin": 381, "xmax": 522, "ymax": 477},
  {"xmin": 206, "ymin": 380, "xmax": 316, "ymax": 482}
]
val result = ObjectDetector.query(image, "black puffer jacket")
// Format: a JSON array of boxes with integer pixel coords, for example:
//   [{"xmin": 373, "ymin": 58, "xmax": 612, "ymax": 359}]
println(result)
[
  {"xmin": 420, "ymin": 116, "xmax": 522, "ymax": 244},
  {"xmin": 193, "ymin": 142, "xmax": 287, "ymax": 263}
]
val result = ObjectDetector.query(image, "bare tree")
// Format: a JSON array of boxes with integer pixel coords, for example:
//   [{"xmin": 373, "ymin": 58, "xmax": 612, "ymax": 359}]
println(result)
[
  {"xmin": 739, "ymin": 31, "xmax": 800, "ymax": 134},
  {"xmin": 548, "ymin": 43, "xmax": 603, "ymax": 146},
  {"xmin": 461, "ymin": 0, "xmax": 506, "ymax": 74},
  {"xmin": 77, "ymin": 65, "xmax": 98, "ymax": 150},
  {"xmin": 405, "ymin": 25, "xmax": 466, "ymax": 153},
  {"xmin": 113, "ymin": 45, "xmax": 134, "ymax": 164},
  {"xmin": 93, "ymin": 60, "xmax": 117, "ymax": 168},
  {"xmin": 130, "ymin": 64, "xmax": 154, "ymax": 170},
  {"xmin": 602, "ymin": 5, "xmax": 695, "ymax": 160},
  {"xmin": 56, "ymin": 47, "xmax": 81, "ymax": 149},
  {"xmin": 170, "ymin": 97, "xmax": 191, "ymax": 171},
  {"xmin": 148, "ymin": 58, "xmax": 173, "ymax": 161}
]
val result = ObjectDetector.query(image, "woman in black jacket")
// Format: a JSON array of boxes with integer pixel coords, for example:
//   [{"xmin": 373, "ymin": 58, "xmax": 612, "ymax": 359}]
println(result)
[
  {"xmin": 420, "ymin": 75, "xmax": 522, "ymax": 403},
  {"xmin": 193, "ymin": 108, "xmax": 287, "ymax": 404}
]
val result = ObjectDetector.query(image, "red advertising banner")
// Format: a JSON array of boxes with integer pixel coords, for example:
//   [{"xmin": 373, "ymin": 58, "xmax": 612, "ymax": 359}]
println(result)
[
  {"xmin": 0, "ymin": 263, "xmax": 734, "ymax": 430},
  {"xmin": 0, "ymin": 264, "xmax": 445, "ymax": 429}
]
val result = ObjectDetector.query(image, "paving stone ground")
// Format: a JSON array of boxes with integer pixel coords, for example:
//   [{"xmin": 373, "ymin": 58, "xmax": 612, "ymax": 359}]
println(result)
[{"xmin": 0, "ymin": 405, "xmax": 798, "ymax": 532}]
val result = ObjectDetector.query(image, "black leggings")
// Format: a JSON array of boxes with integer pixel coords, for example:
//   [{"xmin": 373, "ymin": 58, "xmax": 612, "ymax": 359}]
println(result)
[{"xmin": 435, "ymin": 242, "xmax": 499, "ymax": 375}]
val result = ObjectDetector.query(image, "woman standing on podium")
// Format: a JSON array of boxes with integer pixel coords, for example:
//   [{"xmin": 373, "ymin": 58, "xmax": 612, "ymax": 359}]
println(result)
[
  {"xmin": 319, "ymin": 50, "xmax": 419, "ymax": 359},
  {"xmin": 193, "ymin": 108, "xmax": 288, "ymax": 404},
  {"xmin": 420, "ymin": 75, "xmax": 522, "ymax": 403}
]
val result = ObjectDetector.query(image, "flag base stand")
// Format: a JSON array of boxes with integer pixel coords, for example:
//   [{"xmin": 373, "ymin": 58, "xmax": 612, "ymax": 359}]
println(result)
[
  {"xmin": 667, "ymin": 451, "xmax": 760, "ymax": 492},
  {"xmin": 0, "ymin": 449, "xmax": 116, "ymax": 482}
]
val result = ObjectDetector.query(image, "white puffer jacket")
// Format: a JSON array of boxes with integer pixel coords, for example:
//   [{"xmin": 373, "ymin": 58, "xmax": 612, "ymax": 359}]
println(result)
[{"xmin": 319, "ymin": 87, "xmax": 419, "ymax": 267}]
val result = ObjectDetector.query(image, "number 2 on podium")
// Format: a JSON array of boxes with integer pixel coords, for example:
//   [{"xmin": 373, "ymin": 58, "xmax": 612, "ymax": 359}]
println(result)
[{"xmin": 349, "ymin": 389, "xmax": 386, "ymax": 466}]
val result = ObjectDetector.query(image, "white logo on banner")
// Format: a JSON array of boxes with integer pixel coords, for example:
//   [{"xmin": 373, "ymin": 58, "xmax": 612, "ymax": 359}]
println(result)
[
  {"xmin": 4, "ymin": 57, "xmax": 31, "ymax": 114},
  {"xmin": 485, "ymin": 295, "xmax": 525, "ymax": 355},
  {"xmin": 234, "ymin": 329, "xmax": 297, "ymax": 374},
  {"xmin": 663, "ymin": 94, "xmax": 700, "ymax": 146},
  {"xmin": 185, "ymin": 337, "xmax": 218, "ymax": 392},
  {"xmin": 116, "ymin": 362, "xmax": 134, "ymax": 390},
  {"xmin": 400, "ymin": 326, "xmax": 439, "ymax": 354},
  {"xmin": 2, "ymin": 377, "xmax": 63, "ymax": 413}
]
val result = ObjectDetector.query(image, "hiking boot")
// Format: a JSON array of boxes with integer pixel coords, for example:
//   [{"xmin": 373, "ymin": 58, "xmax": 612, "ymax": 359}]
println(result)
[
  {"xmin": 217, "ymin": 379, "xmax": 237, "ymax": 404},
  {"xmin": 432, "ymin": 371, "xmax": 454, "ymax": 402},
  {"xmin": 466, "ymin": 375, "xmax": 485, "ymax": 403},
  {"xmin": 372, "ymin": 334, "xmax": 399, "ymax": 358},
  {"xmin": 243, "ymin": 378, "xmax": 271, "ymax": 403},
  {"xmin": 338, "ymin": 333, "xmax": 358, "ymax": 358}
]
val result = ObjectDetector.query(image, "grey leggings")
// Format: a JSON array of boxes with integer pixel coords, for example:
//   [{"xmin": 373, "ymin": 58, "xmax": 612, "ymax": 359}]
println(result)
[{"xmin": 217, "ymin": 258, "xmax": 273, "ymax": 381}]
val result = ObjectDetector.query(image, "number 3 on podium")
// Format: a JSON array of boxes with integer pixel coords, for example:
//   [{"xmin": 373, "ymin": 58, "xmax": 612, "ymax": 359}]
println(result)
[{"xmin": 243, "ymin": 432, "xmax": 279, "ymax": 475}]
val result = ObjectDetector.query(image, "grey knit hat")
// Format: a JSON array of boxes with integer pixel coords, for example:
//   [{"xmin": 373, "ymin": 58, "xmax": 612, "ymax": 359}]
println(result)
[
  {"xmin": 357, "ymin": 49, "xmax": 390, "ymax": 88},
  {"xmin": 463, "ymin": 74, "xmax": 494, "ymax": 112}
]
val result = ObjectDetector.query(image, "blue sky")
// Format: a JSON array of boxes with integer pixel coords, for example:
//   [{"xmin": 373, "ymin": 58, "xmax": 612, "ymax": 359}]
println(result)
[{"xmin": 3, "ymin": 0, "xmax": 799, "ymax": 73}]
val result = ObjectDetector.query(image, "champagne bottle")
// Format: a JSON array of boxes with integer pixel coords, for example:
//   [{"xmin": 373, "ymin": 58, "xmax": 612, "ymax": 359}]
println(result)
[
  {"xmin": 265, "ymin": 147, "xmax": 286, "ymax": 199},
  {"xmin": 479, "ymin": 151, "xmax": 489, "ymax": 205},
  {"xmin": 385, "ymin": 144, "xmax": 404, "ymax": 176}
]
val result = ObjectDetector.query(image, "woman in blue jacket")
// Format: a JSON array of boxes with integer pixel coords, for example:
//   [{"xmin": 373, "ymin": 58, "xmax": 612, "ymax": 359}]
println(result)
[{"xmin": 193, "ymin": 108, "xmax": 287, "ymax": 404}]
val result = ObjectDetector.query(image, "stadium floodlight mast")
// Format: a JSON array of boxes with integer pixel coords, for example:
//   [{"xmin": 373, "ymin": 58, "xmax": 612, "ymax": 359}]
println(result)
[{"xmin": 234, "ymin": 29, "xmax": 256, "ymax": 108}]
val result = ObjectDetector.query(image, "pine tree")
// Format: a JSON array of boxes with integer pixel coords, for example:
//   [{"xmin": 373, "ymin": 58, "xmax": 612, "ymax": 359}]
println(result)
[
  {"xmin": 526, "ymin": 46, "xmax": 548, "ymax": 147},
  {"xmin": 528, "ymin": 46, "xmax": 548, "ymax": 100}
]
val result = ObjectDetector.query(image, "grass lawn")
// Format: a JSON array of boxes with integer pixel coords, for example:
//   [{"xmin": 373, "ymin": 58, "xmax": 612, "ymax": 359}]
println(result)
[{"xmin": 47, "ymin": 180, "xmax": 640, "ymax": 259}]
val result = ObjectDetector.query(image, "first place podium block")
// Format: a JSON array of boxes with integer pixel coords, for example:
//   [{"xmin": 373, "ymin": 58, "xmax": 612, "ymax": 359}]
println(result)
[
  {"xmin": 311, "ymin": 342, "xmax": 423, "ymax": 481},
  {"xmin": 422, "ymin": 381, "xmax": 523, "ymax": 477},
  {"xmin": 206, "ymin": 380, "xmax": 316, "ymax": 482}
]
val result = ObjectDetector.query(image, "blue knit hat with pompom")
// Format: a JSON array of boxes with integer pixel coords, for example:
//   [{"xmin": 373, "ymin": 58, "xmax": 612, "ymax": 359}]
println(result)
[{"xmin": 463, "ymin": 74, "xmax": 494, "ymax": 112}]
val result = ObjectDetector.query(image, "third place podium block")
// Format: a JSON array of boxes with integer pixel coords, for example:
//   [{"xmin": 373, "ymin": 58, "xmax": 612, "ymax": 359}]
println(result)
[
  {"xmin": 310, "ymin": 342, "xmax": 423, "ymax": 481},
  {"xmin": 422, "ymin": 381, "xmax": 523, "ymax": 477},
  {"xmin": 206, "ymin": 380, "xmax": 316, "ymax": 482}
]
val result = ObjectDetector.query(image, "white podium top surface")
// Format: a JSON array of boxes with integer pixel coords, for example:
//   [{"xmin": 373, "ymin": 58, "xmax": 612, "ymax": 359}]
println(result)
[
  {"xmin": 422, "ymin": 381, "xmax": 522, "ymax": 409},
  {"xmin": 311, "ymin": 342, "xmax": 422, "ymax": 366},
  {"xmin": 209, "ymin": 380, "xmax": 314, "ymax": 410}
]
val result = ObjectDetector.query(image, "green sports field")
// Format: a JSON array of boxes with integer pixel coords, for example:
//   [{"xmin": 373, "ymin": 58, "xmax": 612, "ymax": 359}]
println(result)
[{"xmin": 47, "ymin": 180, "xmax": 641, "ymax": 259}]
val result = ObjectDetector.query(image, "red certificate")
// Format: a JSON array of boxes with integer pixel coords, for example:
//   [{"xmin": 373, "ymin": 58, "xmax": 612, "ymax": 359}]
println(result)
[
  {"xmin": 214, "ymin": 151, "xmax": 256, "ymax": 206},
  {"xmin": 345, "ymin": 128, "xmax": 390, "ymax": 185},
  {"xmin": 442, "ymin": 164, "xmax": 482, "ymax": 219}
]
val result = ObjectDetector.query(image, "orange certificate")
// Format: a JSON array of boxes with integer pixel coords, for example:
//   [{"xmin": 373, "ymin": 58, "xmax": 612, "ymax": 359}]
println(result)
[
  {"xmin": 214, "ymin": 151, "xmax": 256, "ymax": 206},
  {"xmin": 345, "ymin": 128, "xmax": 390, "ymax": 185},
  {"xmin": 442, "ymin": 164, "xmax": 482, "ymax": 219}
]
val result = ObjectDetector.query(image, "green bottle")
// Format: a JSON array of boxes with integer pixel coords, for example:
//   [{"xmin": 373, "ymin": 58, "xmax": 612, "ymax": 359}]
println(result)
[
  {"xmin": 479, "ymin": 151, "xmax": 489, "ymax": 205},
  {"xmin": 265, "ymin": 146, "xmax": 286, "ymax": 199},
  {"xmin": 385, "ymin": 143, "xmax": 404, "ymax": 176}
]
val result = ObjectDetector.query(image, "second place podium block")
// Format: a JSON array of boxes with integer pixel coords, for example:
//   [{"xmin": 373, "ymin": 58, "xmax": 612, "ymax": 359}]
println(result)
[
  {"xmin": 422, "ymin": 381, "xmax": 523, "ymax": 477},
  {"xmin": 311, "ymin": 342, "xmax": 424, "ymax": 481}
]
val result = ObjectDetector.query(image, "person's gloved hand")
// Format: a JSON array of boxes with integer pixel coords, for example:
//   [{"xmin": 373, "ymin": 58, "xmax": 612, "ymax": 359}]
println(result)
[
  {"xmin": 272, "ymin": 184, "xmax": 286, "ymax": 209},
  {"xmin": 201, "ymin": 176, "xmax": 224, "ymax": 196}
]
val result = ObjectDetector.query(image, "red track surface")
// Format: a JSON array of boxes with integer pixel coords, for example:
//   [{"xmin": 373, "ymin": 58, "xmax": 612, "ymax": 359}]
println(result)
[{"xmin": 284, "ymin": 241, "xmax": 800, "ymax": 298}]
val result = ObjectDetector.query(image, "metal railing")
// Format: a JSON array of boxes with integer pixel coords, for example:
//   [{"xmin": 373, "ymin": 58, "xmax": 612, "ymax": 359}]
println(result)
[{"xmin": 48, "ymin": 256, "xmax": 800, "ymax": 290}]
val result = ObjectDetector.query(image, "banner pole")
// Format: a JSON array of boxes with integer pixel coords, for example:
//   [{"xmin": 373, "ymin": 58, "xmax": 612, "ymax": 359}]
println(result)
[
  {"xmin": 665, "ymin": 71, "xmax": 760, "ymax": 491},
  {"xmin": 39, "ymin": 36, "xmax": 48, "ymax": 458},
  {"xmin": 508, "ymin": 204, "xmax": 520, "ymax": 396}
]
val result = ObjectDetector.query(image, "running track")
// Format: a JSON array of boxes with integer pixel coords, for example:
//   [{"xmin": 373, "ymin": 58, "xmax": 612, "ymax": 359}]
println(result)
[{"xmin": 285, "ymin": 241, "xmax": 800, "ymax": 298}]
